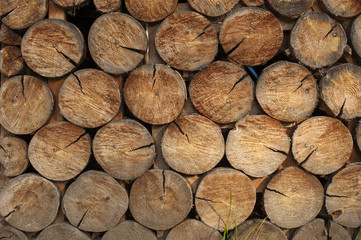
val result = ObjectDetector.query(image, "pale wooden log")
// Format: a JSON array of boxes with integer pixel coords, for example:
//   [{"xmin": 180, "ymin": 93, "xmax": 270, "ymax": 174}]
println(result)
[
  {"xmin": 241, "ymin": 0, "xmax": 264, "ymax": 7},
  {"xmin": 264, "ymin": 167, "xmax": 324, "ymax": 229},
  {"xmin": 292, "ymin": 218, "xmax": 327, "ymax": 240},
  {"xmin": 327, "ymin": 221, "xmax": 352, "ymax": 240},
  {"xmin": 0, "ymin": 24, "xmax": 21, "ymax": 45},
  {"xmin": 232, "ymin": 219, "xmax": 287, "ymax": 240},
  {"xmin": 195, "ymin": 167, "xmax": 256, "ymax": 231},
  {"xmin": 129, "ymin": 169, "xmax": 192, "ymax": 230},
  {"xmin": 0, "ymin": 75, "xmax": 54, "ymax": 135},
  {"xmin": 357, "ymin": 121, "xmax": 361, "ymax": 151},
  {"xmin": 319, "ymin": 0, "xmax": 361, "ymax": 19},
  {"xmin": 152, "ymin": 125, "xmax": 171, "ymax": 170},
  {"xmin": 125, "ymin": 0, "xmax": 177, "ymax": 22},
  {"xmin": 189, "ymin": 61, "xmax": 254, "ymax": 124},
  {"xmin": 0, "ymin": 137, "xmax": 28, "ymax": 177},
  {"xmin": 166, "ymin": 219, "xmax": 222, "ymax": 240},
  {"xmin": 52, "ymin": 0, "xmax": 89, "ymax": 8},
  {"xmin": 62, "ymin": 170, "xmax": 128, "ymax": 232},
  {"xmin": 188, "ymin": 0, "xmax": 239, "ymax": 17},
  {"xmin": 88, "ymin": 12, "xmax": 147, "ymax": 74},
  {"xmin": 0, "ymin": 173, "xmax": 60, "ymax": 232},
  {"xmin": 49, "ymin": 0, "xmax": 67, "ymax": 20},
  {"xmin": 102, "ymin": 220, "xmax": 157, "ymax": 240},
  {"xmin": 37, "ymin": 222, "xmax": 91, "ymax": 240},
  {"xmin": 94, "ymin": 0, "xmax": 122, "ymax": 13},
  {"xmin": 256, "ymin": 61, "xmax": 318, "ymax": 122},
  {"xmin": 0, "ymin": 46, "xmax": 23, "ymax": 77},
  {"xmin": 265, "ymin": 0, "xmax": 314, "ymax": 19},
  {"xmin": 351, "ymin": 15, "xmax": 361, "ymax": 59},
  {"xmin": 226, "ymin": 115, "xmax": 290, "ymax": 178},
  {"xmin": 0, "ymin": 226, "xmax": 28, "ymax": 240}
]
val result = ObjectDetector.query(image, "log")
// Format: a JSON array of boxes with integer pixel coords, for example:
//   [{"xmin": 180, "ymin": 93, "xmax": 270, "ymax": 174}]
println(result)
[
  {"xmin": 37, "ymin": 222, "xmax": 91, "ymax": 240},
  {"xmin": 123, "ymin": 64, "xmax": 186, "ymax": 125},
  {"xmin": 21, "ymin": 19, "xmax": 85, "ymax": 78},
  {"xmin": 351, "ymin": 15, "xmax": 361, "ymax": 59},
  {"xmin": 188, "ymin": 0, "xmax": 239, "ymax": 17},
  {"xmin": 319, "ymin": 0, "xmax": 361, "ymax": 19},
  {"xmin": 319, "ymin": 63, "xmax": 361, "ymax": 119},
  {"xmin": 219, "ymin": 7, "xmax": 283, "ymax": 66},
  {"xmin": 52, "ymin": 0, "xmax": 89, "ymax": 8},
  {"xmin": 290, "ymin": 11, "xmax": 347, "ymax": 69},
  {"xmin": 155, "ymin": 11, "xmax": 218, "ymax": 71},
  {"xmin": 0, "ymin": 137, "xmax": 28, "ymax": 177},
  {"xmin": 0, "ymin": 24, "xmax": 21, "ymax": 45},
  {"xmin": 327, "ymin": 221, "xmax": 352, "ymax": 240},
  {"xmin": 195, "ymin": 167, "xmax": 256, "ymax": 231},
  {"xmin": 256, "ymin": 61, "xmax": 318, "ymax": 122},
  {"xmin": 88, "ymin": 12, "xmax": 147, "ymax": 74},
  {"xmin": 102, "ymin": 220, "xmax": 157, "ymax": 240},
  {"xmin": 0, "ymin": 75, "xmax": 54, "ymax": 135},
  {"xmin": 241, "ymin": 0, "xmax": 264, "ymax": 7},
  {"xmin": 232, "ymin": 219, "xmax": 287, "ymax": 240},
  {"xmin": 265, "ymin": 0, "xmax": 314, "ymax": 19},
  {"xmin": 0, "ymin": 173, "xmax": 60, "ymax": 232},
  {"xmin": 292, "ymin": 218, "xmax": 327, "ymax": 240},
  {"xmin": 0, "ymin": 46, "xmax": 23, "ymax": 77},
  {"xmin": 125, "ymin": 0, "xmax": 177, "ymax": 22},
  {"xmin": 129, "ymin": 169, "xmax": 193, "ymax": 230},
  {"xmin": 263, "ymin": 167, "xmax": 324, "ymax": 228},
  {"xmin": 0, "ymin": 226, "xmax": 28, "ymax": 240},
  {"xmin": 189, "ymin": 61, "xmax": 254, "ymax": 124},
  {"xmin": 62, "ymin": 170, "xmax": 128, "ymax": 232},
  {"xmin": 357, "ymin": 121, "xmax": 361, "ymax": 151},
  {"xmin": 94, "ymin": 0, "xmax": 122, "ymax": 13},
  {"xmin": 226, "ymin": 115, "xmax": 290, "ymax": 178},
  {"xmin": 58, "ymin": 68, "xmax": 121, "ymax": 128},
  {"xmin": 161, "ymin": 114, "xmax": 224, "ymax": 175},
  {"xmin": 166, "ymin": 219, "xmax": 222, "ymax": 240}
]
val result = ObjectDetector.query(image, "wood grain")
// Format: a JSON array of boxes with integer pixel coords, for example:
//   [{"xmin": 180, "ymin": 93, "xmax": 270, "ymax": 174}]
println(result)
[
  {"xmin": 125, "ymin": 0, "xmax": 177, "ymax": 22},
  {"xmin": 357, "ymin": 121, "xmax": 361, "ymax": 152},
  {"xmin": 166, "ymin": 219, "xmax": 222, "ymax": 240},
  {"xmin": 0, "ymin": 24, "xmax": 21, "ymax": 46},
  {"xmin": 351, "ymin": 14, "xmax": 361, "ymax": 59},
  {"xmin": 94, "ymin": 0, "xmax": 121, "ymax": 13},
  {"xmin": 0, "ymin": 226, "xmax": 28, "ymax": 240},
  {"xmin": 37, "ymin": 222, "xmax": 91, "ymax": 240},
  {"xmin": 102, "ymin": 221, "xmax": 157, "ymax": 240},
  {"xmin": 0, "ymin": 137, "xmax": 28, "ymax": 177},
  {"xmin": 0, "ymin": 46, "xmax": 23, "ymax": 77},
  {"xmin": 232, "ymin": 219, "xmax": 287, "ymax": 240},
  {"xmin": 188, "ymin": 0, "xmax": 239, "ymax": 17},
  {"xmin": 52, "ymin": 0, "xmax": 89, "ymax": 8},
  {"xmin": 265, "ymin": 0, "xmax": 314, "ymax": 19},
  {"xmin": 292, "ymin": 218, "xmax": 327, "ymax": 240},
  {"xmin": 319, "ymin": 0, "xmax": 361, "ymax": 19}
]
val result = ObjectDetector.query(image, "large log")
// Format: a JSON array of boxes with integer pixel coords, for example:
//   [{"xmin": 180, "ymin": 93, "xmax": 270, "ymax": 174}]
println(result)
[
  {"xmin": 0, "ymin": 226, "xmax": 28, "ymax": 240},
  {"xmin": 0, "ymin": 137, "xmax": 28, "ymax": 177},
  {"xmin": 36, "ymin": 222, "xmax": 91, "ymax": 240},
  {"xmin": 94, "ymin": 0, "xmax": 122, "ymax": 13},
  {"xmin": 188, "ymin": 0, "xmax": 239, "ymax": 17},
  {"xmin": 265, "ymin": 0, "xmax": 314, "ymax": 19},
  {"xmin": 0, "ymin": 24, "xmax": 21, "ymax": 46},
  {"xmin": 319, "ymin": 0, "xmax": 361, "ymax": 19},
  {"xmin": 351, "ymin": 15, "xmax": 361, "ymax": 59},
  {"xmin": 291, "ymin": 218, "xmax": 327, "ymax": 240},
  {"xmin": 125, "ymin": 0, "xmax": 177, "ymax": 22},
  {"xmin": 0, "ymin": 46, "xmax": 23, "ymax": 77},
  {"xmin": 102, "ymin": 221, "xmax": 157, "ymax": 240},
  {"xmin": 327, "ymin": 221, "xmax": 352, "ymax": 240},
  {"xmin": 232, "ymin": 219, "xmax": 287, "ymax": 240},
  {"xmin": 166, "ymin": 219, "xmax": 222, "ymax": 240}
]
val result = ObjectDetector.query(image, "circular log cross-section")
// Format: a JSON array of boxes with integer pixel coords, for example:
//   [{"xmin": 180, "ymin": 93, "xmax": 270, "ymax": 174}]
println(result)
[
  {"xmin": 256, "ymin": 61, "xmax": 318, "ymax": 122},
  {"xmin": 226, "ymin": 115, "xmax": 290, "ymax": 178},
  {"xmin": 264, "ymin": 167, "xmax": 324, "ymax": 229},
  {"xmin": 319, "ymin": 0, "xmax": 361, "ymax": 19},
  {"xmin": 188, "ymin": 0, "xmax": 239, "ymax": 17},
  {"xmin": 0, "ymin": 24, "xmax": 22, "ymax": 46},
  {"xmin": 59, "ymin": 69, "xmax": 121, "ymax": 128},
  {"xmin": 219, "ymin": 7, "xmax": 283, "ymax": 66},
  {"xmin": 265, "ymin": 0, "xmax": 314, "ymax": 19},
  {"xmin": 292, "ymin": 218, "xmax": 327, "ymax": 240},
  {"xmin": 0, "ymin": 174, "xmax": 60, "ymax": 232},
  {"xmin": 0, "ymin": 75, "xmax": 54, "ymax": 135},
  {"xmin": 22, "ymin": 19, "xmax": 85, "ymax": 78},
  {"xmin": 123, "ymin": 64, "xmax": 186, "ymax": 125},
  {"xmin": 125, "ymin": 0, "xmax": 177, "ymax": 22},
  {"xmin": 102, "ymin": 221, "xmax": 157, "ymax": 240},
  {"xmin": 93, "ymin": 119, "xmax": 155, "ymax": 180},
  {"xmin": 325, "ymin": 164, "xmax": 361, "ymax": 228},
  {"xmin": 155, "ymin": 11, "xmax": 218, "ymax": 71},
  {"xmin": 351, "ymin": 15, "xmax": 361, "ymax": 59},
  {"xmin": 290, "ymin": 11, "xmax": 347, "ymax": 69},
  {"xmin": 62, "ymin": 170, "xmax": 129, "ymax": 232},
  {"xmin": 189, "ymin": 61, "xmax": 254, "ymax": 124},
  {"xmin": 231, "ymin": 219, "xmax": 287, "ymax": 240},
  {"xmin": 195, "ymin": 168, "xmax": 256, "ymax": 231},
  {"xmin": 52, "ymin": 0, "xmax": 89, "ymax": 8},
  {"xmin": 129, "ymin": 169, "xmax": 193, "ymax": 230},
  {"xmin": 37, "ymin": 222, "xmax": 91, "ymax": 240},
  {"xmin": 320, "ymin": 63, "xmax": 361, "ymax": 119},
  {"xmin": 0, "ymin": 137, "xmax": 28, "ymax": 177},
  {"xmin": 0, "ymin": 46, "xmax": 24, "ymax": 77},
  {"xmin": 161, "ymin": 114, "xmax": 224, "ymax": 175},
  {"xmin": 88, "ymin": 12, "xmax": 147, "ymax": 74},
  {"xmin": 166, "ymin": 219, "xmax": 222, "ymax": 240},
  {"xmin": 0, "ymin": 226, "xmax": 28, "ymax": 240},
  {"xmin": 94, "ymin": 0, "xmax": 121, "ymax": 12}
]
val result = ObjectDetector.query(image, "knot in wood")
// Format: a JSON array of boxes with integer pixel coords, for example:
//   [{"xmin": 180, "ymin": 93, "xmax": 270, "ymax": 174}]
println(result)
[{"xmin": 52, "ymin": 43, "xmax": 57, "ymax": 48}]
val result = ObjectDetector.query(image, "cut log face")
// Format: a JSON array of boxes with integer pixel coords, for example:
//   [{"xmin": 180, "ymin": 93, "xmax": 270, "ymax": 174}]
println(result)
[
  {"xmin": 256, "ymin": 61, "xmax": 318, "ymax": 122},
  {"xmin": 88, "ymin": 12, "xmax": 148, "ymax": 74},
  {"xmin": 357, "ymin": 121, "xmax": 361, "ymax": 152},
  {"xmin": 0, "ymin": 46, "xmax": 24, "ymax": 77},
  {"xmin": 290, "ymin": 12, "xmax": 347, "ymax": 69},
  {"xmin": 263, "ymin": 167, "xmax": 324, "ymax": 228},
  {"xmin": 241, "ymin": 0, "xmax": 264, "ymax": 7},
  {"xmin": 125, "ymin": 0, "xmax": 177, "ymax": 22},
  {"xmin": 166, "ymin": 219, "xmax": 222, "ymax": 240},
  {"xmin": 265, "ymin": 0, "xmax": 314, "ymax": 19},
  {"xmin": 325, "ymin": 164, "xmax": 361, "ymax": 228},
  {"xmin": 219, "ymin": 7, "xmax": 283, "ymax": 66},
  {"xmin": 232, "ymin": 219, "xmax": 287, "ymax": 240},
  {"xmin": 102, "ymin": 221, "xmax": 157, "ymax": 240},
  {"xmin": 129, "ymin": 169, "xmax": 193, "ymax": 230},
  {"xmin": 36, "ymin": 222, "xmax": 91, "ymax": 240},
  {"xmin": 327, "ymin": 221, "xmax": 351, "ymax": 240},
  {"xmin": 21, "ymin": 19, "xmax": 85, "ymax": 78},
  {"xmin": 52, "ymin": 0, "xmax": 89, "ymax": 8},
  {"xmin": 319, "ymin": 0, "xmax": 361, "ymax": 19},
  {"xmin": 292, "ymin": 218, "xmax": 327, "ymax": 240},
  {"xmin": 351, "ymin": 15, "xmax": 361, "ymax": 59},
  {"xmin": 155, "ymin": 11, "xmax": 218, "ymax": 71},
  {"xmin": 320, "ymin": 63, "xmax": 361, "ymax": 119},
  {"xmin": 226, "ymin": 115, "xmax": 290, "ymax": 178},
  {"xmin": 0, "ymin": 75, "xmax": 54, "ymax": 135},
  {"xmin": 195, "ymin": 168, "xmax": 256, "ymax": 231},
  {"xmin": 0, "ymin": 24, "xmax": 22, "ymax": 46},
  {"xmin": 189, "ymin": 61, "xmax": 254, "ymax": 124},
  {"xmin": 123, "ymin": 64, "xmax": 186, "ymax": 125},
  {"xmin": 62, "ymin": 170, "xmax": 129, "ymax": 232},
  {"xmin": 0, "ymin": 173, "xmax": 60, "ymax": 232},
  {"xmin": 0, "ymin": 137, "xmax": 28, "ymax": 177},
  {"xmin": 58, "ymin": 68, "xmax": 121, "ymax": 128},
  {"xmin": 0, "ymin": 226, "xmax": 28, "ymax": 240},
  {"xmin": 188, "ymin": 0, "xmax": 239, "ymax": 17},
  {"xmin": 94, "ymin": 0, "xmax": 121, "ymax": 12}
]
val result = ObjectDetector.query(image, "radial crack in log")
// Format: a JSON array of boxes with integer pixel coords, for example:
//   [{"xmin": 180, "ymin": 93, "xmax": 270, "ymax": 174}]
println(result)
[
  {"xmin": 299, "ymin": 147, "xmax": 318, "ymax": 166},
  {"xmin": 325, "ymin": 194, "xmax": 348, "ymax": 198},
  {"xmin": 193, "ymin": 24, "xmax": 211, "ymax": 40},
  {"xmin": 76, "ymin": 209, "xmax": 89, "ymax": 228},
  {"xmin": 130, "ymin": 143, "xmax": 154, "ymax": 152},
  {"xmin": 162, "ymin": 170, "xmax": 166, "ymax": 195},
  {"xmin": 64, "ymin": 132, "xmax": 87, "ymax": 149},
  {"xmin": 195, "ymin": 197, "xmax": 222, "ymax": 204},
  {"xmin": 0, "ymin": 145, "xmax": 7, "ymax": 153},
  {"xmin": 336, "ymin": 98, "xmax": 346, "ymax": 118},
  {"xmin": 323, "ymin": 23, "xmax": 338, "ymax": 40},
  {"xmin": 228, "ymin": 73, "xmax": 248, "ymax": 94},
  {"xmin": 54, "ymin": 47, "xmax": 78, "ymax": 67},
  {"xmin": 0, "ymin": 233, "xmax": 14, "ymax": 239},
  {"xmin": 263, "ymin": 145, "xmax": 288, "ymax": 156},
  {"xmin": 152, "ymin": 65, "xmax": 157, "ymax": 89},
  {"xmin": 119, "ymin": 45, "xmax": 146, "ymax": 55},
  {"xmin": 293, "ymin": 74, "xmax": 312, "ymax": 92},
  {"xmin": 72, "ymin": 73, "xmax": 84, "ymax": 95},
  {"xmin": 173, "ymin": 121, "xmax": 190, "ymax": 143},
  {"xmin": 20, "ymin": 75, "xmax": 26, "ymax": 100},
  {"xmin": 226, "ymin": 38, "xmax": 246, "ymax": 56},
  {"xmin": 266, "ymin": 188, "xmax": 289, "ymax": 198},
  {"xmin": 3, "ymin": 204, "xmax": 22, "ymax": 219}
]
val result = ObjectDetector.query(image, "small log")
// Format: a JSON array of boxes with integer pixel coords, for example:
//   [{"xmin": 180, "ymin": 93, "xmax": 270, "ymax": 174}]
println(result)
[
  {"xmin": 241, "ymin": 0, "xmax": 264, "ymax": 7},
  {"xmin": 290, "ymin": 11, "xmax": 347, "ymax": 69},
  {"xmin": 0, "ymin": 137, "xmax": 28, "ymax": 177},
  {"xmin": 94, "ymin": 0, "xmax": 122, "ymax": 13},
  {"xmin": 327, "ymin": 221, "xmax": 352, "ymax": 240},
  {"xmin": 357, "ymin": 121, "xmax": 361, "ymax": 151},
  {"xmin": 0, "ymin": 173, "xmax": 60, "ymax": 232},
  {"xmin": 219, "ymin": 7, "xmax": 283, "ymax": 66},
  {"xmin": 37, "ymin": 222, "xmax": 91, "ymax": 240},
  {"xmin": 21, "ymin": 19, "xmax": 85, "ymax": 78},
  {"xmin": 155, "ymin": 11, "xmax": 218, "ymax": 71},
  {"xmin": 0, "ymin": 75, "xmax": 54, "ymax": 135},
  {"xmin": 62, "ymin": 170, "xmax": 129, "ymax": 232},
  {"xmin": 0, "ymin": 46, "xmax": 23, "ymax": 77},
  {"xmin": 129, "ymin": 169, "xmax": 193, "ymax": 230},
  {"xmin": 166, "ymin": 219, "xmax": 222, "ymax": 240},
  {"xmin": 188, "ymin": 0, "xmax": 239, "ymax": 17},
  {"xmin": 320, "ymin": 63, "xmax": 361, "ymax": 119},
  {"xmin": 189, "ymin": 61, "xmax": 254, "ymax": 124},
  {"xmin": 319, "ymin": 0, "xmax": 361, "ymax": 19},
  {"xmin": 0, "ymin": 24, "xmax": 21, "ymax": 45},
  {"xmin": 226, "ymin": 115, "xmax": 290, "ymax": 178},
  {"xmin": 265, "ymin": 0, "xmax": 314, "ymax": 19},
  {"xmin": 161, "ymin": 114, "xmax": 224, "ymax": 175},
  {"xmin": 263, "ymin": 167, "xmax": 324, "ymax": 228},
  {"xmin": 102, "ymin": 221, "xmax": 157, "ymax": 240},
  {"xmin": 52, "ymin": 0, "xmax": 89, "ymax": 8},
  {"xmin": 125, "ymin": 0, "xmax": 177, "ymax": 22},
  {"xmin": 123, "ymin": 64, "xmax": 186, "ymax": 125},
  {"xmin": 88, "ymin": 12, "xmax": 147, "ymax": 74},
  {"xmin": 232, "ymin": 219, "xmax": 287, "ymax": 240},
  {"xmin": 0, "ymin": 226, "xmax": 28, "ymax": 240},
  {"xmin": 49, "ymin": 0, "xmax": 67, "ymax": 20},
  {"xmin": 195, "ymin": 167, "xmax": 256, "ymax": 231},
  {"xmin": 256, "ymin": 61, "xmax": 318, "ymax": 122},
  {"xmin": 292, "ymin": 218, "xmax": 327, "ymax": 240},
  {"xmin": 325, "ymin": 164, "xmax": 361, "ymax": 228},
  {"xmin": 351, "ymin": 15, "xmax": 361, "ymax": 59}
]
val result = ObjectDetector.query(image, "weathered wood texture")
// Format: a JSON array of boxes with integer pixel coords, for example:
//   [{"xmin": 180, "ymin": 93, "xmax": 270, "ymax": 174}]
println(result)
[
  {"xmin": 0, "ymin": 226, "xmax": 28, "ymax": 240},
  {"xmin": 351, "ymin": 14, "xmax": 361, "ymax": 59},
  {"xmin": 0, "ymin": 137, "xmax": 28, "ymax": 177},
  {"xmin": 0, "ymin": 46, "xmax": 23, "ymax": 77},
  {"xmin": 232, "ymin": 219, "xmax": 287, "ymax": 240},
  {"xmin": 0, "ymin": 24, "xmax": 21, "ymax": 45},
  {"xmin": 48, "ymin": 0, "xmax": 67, "ymax": 20},
  {"xmin": 0, "ymin": 174, "xmax": 60, "ymax": 232},
  {"xmin": 62, "ymin": 170, "xmax": 128, "ymax": 232},
  {"xmin": 88, "ymin": 12, "xmax": 147, "ymax": 74},
  {"xmin": 226, "ymin": 115, "xmax": 290, "ymax": 177},
  {"xmin": 292, "ymin": 218, "xmax": 327, "ymax": 240},
  {"xmin": 52, "ymin": 0, "xmax": 89, "ymax": 8},
  {"xmin": 123, "ymin": 64, "xmax": 186, "ymax": 124},
  {"xmin": 357, "ymin": 121, "xmax": 361, "ymax": 151},
  {"xmin": 155, "ymin": 11, "xmax": 218, "ymax": 71},
  {"xmin": 219, "ymin": 7, "xmax": 283, "ymax": 66},
  {"xmin": 37, "ymin": 222, "xmax": 91, "ymax": 240},
  {"xmin": 319, "ymin": 0, "xmax": 361, "ymax": 19},
  {"xmin": 327, "ymin": 221, "xmax": 352, "ymax": 240},
  {"xmin": 102, "ymin": 221, "xmax": 157, "ymax": 240},
  {"xmin": 166, "ymin": 219, "xmax": 222, "ymax": 240},
  {"xmin": 265, "ymin": 0, "xmax": 314, "ymax": 19},
  {"xmin": 188, "ymin": 0, "xmax": 239, "ymax": 17},
  {"xmin": 241, "ymin": 0, "xmax": 264, "ymax": 7},
  {"xmin": 256, "ymin": 61, "xmax": 318, "ymax": 122},
  {"xmin": 0, "ymin": 75, "xmax": 54, "ymax": 135},
  {"xmin": 94, "ymin": 0, "xmax": 121, "ymax": 12},
  {"xmin": 189, "ymin": 61, "xmax": 254, "ymax": 124},
  {"xmin": 125, "ymin": 0, "xmax": 177, "ymax": 22}
]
